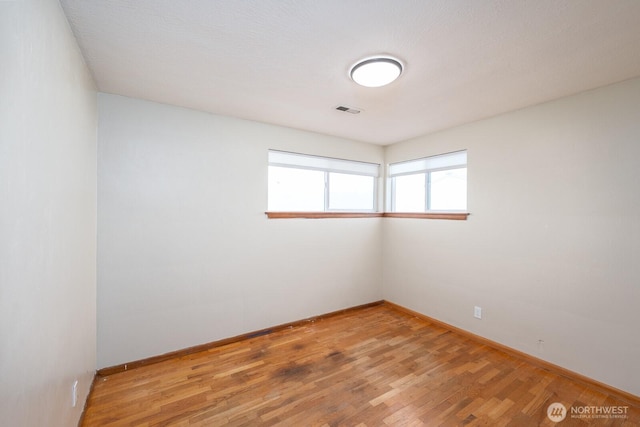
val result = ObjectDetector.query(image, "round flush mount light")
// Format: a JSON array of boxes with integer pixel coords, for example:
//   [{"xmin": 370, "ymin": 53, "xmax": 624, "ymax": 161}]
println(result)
[{"xmin": 350, "ymin": 56, "xmax": 403, "ymax": 88}]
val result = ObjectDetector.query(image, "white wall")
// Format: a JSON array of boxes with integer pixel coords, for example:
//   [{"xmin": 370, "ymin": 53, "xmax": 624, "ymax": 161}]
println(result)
[
  {"xmin": 97, "ymin": 94, "xmax": 384, "ymax": 368},
  {"xmin": 383, "ymin": 77, "xmax": 640, "ymax": 396},
  {"xmin": 0, "ymin": 0, "xmax": 97, "ymax": 426}
]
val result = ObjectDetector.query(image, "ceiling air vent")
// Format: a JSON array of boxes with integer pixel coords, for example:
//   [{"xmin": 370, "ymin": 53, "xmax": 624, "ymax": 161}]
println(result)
[{"xmin": 335, "ymin": 105, "xmax": 362, "ymax": 114}]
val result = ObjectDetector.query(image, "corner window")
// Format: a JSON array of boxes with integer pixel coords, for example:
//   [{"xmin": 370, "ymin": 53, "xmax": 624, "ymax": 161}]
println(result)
[
  {"xmin": 389, "ymin": 150, "xmax": 467, "ymax": 212},
  {"xmin": 268, "ymin": 150, "xmax": 379, "ymax": 212}
]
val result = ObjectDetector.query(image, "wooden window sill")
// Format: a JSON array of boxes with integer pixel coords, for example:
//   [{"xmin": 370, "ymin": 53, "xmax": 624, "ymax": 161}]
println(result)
[
  {"xmin": 266, "ymin": 212, "xmax": 383, "ymax": 219},
  {"xmin": 382, "ymin": 212, "xmax": 469, "ymax": 220},
  {"xmin": 265, "ymin": 212, "xmax": 469, "ymax": 220}
]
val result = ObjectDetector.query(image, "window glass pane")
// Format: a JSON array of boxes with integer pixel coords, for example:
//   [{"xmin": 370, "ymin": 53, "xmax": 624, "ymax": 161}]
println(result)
[
  {"xmin": 328, "ymin": 173, "xmax": 374, "ymax": 211},
  {"xmin": 393, "ymin": 173, "xmax": 426, "ymax": 212},
  {"xmin": 429, "ymin": 167, "xmax": 467, "ymax": 210},
  {"xmin": 268, "ymin": 166, "xmax": 325, "ymax": 211}
]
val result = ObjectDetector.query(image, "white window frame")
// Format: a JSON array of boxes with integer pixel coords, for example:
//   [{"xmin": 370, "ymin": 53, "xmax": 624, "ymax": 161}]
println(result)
[
  {"xmin": 388, "ymin": 150, "xmax": 467, "ymax": 212},
  {"xmin": 268, "ymin": 150, "xmax": 380, "ymax": 212}
]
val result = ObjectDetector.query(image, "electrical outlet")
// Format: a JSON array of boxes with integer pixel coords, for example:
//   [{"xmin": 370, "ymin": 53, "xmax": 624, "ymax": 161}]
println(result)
[
  {"xmin": 72, "ymin": 380, "xmax": 78, "ymax": 407},
  {"xmin": 474, "ymin": 306, "xmax": 482, "ymax": 319}
]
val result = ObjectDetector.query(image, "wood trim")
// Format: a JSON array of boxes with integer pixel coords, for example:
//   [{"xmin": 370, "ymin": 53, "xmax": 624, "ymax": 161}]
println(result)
[
  {"xmin": 265, "ymin": 212, "xmax": 383, "ymax": 219},
  {"xmin": 265, "ymin": 212, "xmax": 468, "ymax": 220},
  {"xmin": 96, "ymin": 300, "xmax": 385, "ymax": 376},
  {"xmin": 383, "ymin": 212, "xmax": 469, "ymax": 220},
  {"xmin": 383, "ymin": 300, "xmax": 640, "ymax": 407}
]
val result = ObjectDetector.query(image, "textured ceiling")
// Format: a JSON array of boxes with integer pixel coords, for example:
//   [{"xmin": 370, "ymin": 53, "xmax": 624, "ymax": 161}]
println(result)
[{"xmin": 61, "ymin": 0, "xmax": 640, "ymax": 145}]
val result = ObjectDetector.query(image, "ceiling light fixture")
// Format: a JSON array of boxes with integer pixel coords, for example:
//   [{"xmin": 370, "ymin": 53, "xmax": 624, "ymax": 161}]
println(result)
[{"xmin": 350, "ymin": 56, "xmax": 403, "ymax": 88}]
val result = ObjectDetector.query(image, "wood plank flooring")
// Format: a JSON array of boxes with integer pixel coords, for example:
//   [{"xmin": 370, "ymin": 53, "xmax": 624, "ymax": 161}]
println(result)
[{"xmin": 82, "ymin": 304, "xmax": 639, "ymax": 426}]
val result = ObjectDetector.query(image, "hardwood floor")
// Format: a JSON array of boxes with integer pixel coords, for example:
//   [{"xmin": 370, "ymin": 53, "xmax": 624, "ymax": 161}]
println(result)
[{"xmin": 82, "ymin": 304, "xmax": 639, "ymax": 426}]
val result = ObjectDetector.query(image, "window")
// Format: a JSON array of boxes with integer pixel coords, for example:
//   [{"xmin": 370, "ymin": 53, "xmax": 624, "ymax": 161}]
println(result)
[
  {"xmin": 389, "ymin": 150, "xmax": 467, "ymax": 212},
  {"xmin": 268, "ymin": 150, "xmax": 379, "ymax": 212}
]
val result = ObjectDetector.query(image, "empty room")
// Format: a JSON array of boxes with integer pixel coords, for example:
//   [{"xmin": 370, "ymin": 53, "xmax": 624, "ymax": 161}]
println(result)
[{"xmin": 2, "ymin": 0, "xmax": 640, "ymax": 425}]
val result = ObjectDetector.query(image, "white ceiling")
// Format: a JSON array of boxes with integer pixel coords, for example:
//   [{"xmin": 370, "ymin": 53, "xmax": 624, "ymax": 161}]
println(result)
[{"xmin": 60, "ymin": 0, "xmax": 640, "ymax": 145}]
